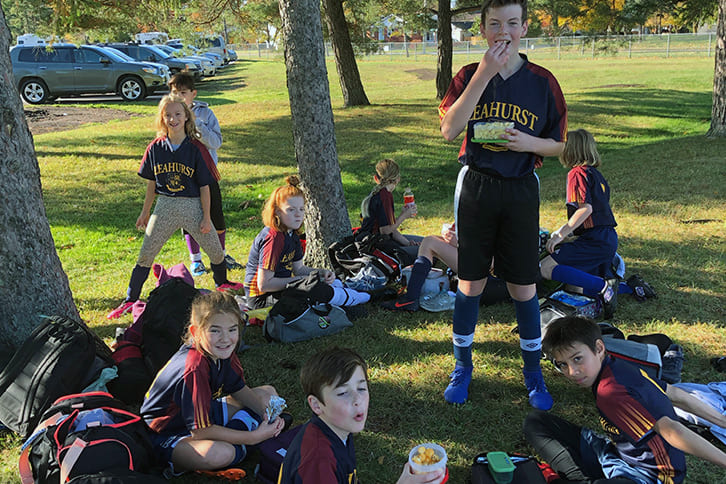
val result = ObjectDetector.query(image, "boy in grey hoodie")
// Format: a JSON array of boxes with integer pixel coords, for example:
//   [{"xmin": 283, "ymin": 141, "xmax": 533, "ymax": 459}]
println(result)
[{"xmin": 169, "ymin": 72, "xmax": 243, "ymax": 276}]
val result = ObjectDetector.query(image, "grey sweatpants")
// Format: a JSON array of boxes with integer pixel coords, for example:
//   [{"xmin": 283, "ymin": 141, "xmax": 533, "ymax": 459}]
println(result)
[{"xmin": 136, "ymin": 195, "xmax": 224, "ymax": 268}]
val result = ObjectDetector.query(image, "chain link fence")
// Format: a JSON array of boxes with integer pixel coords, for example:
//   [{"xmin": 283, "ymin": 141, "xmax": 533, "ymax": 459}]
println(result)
[{"xmin": 232, "ymin": 32, "xmax": 718, "ymax": 62}]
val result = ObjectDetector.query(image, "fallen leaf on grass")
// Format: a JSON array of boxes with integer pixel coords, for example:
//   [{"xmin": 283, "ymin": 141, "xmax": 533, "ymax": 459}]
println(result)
[{"xmin": 57, "ymin": 243, "xmax": 74, "ymax": 250}]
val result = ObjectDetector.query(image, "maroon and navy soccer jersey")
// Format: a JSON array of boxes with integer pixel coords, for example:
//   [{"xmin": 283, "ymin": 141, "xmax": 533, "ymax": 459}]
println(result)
[
  {"xmin": 278, "ymin": 415, "xmax": 358, "ymax": 484},
  {"xmin": 360, "ymin": 188, "xmax": 396, "ymax": 234},
  {"xmin": 140, "ymin": 344, "xmax": 246, "ymax": 436},
  {"xmin": 593, "ymin": 355, "xmax": 685, "ymax": 484},
  {"xmin": 138, "ymin": 136, "xmax": 220, "ymax": 198},
  {"xmin": 438, "ymin": 54, "xmax": 568, "ymax": 178},
  {"xmin": 566, "ymin": 165, "xmax": 617, "ymax": 235},
  {"xmin": 244, "ymin": 227, "xmax": 304, "ymax": 298}
]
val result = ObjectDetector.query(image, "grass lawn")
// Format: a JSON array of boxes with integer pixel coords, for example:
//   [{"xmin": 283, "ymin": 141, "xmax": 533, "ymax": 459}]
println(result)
[{"xmin": 1, "ymin": 54, "xmax": 725, "ymax": 483}]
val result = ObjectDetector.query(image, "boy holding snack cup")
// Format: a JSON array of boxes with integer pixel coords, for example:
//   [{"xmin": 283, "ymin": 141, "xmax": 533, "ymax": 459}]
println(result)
[
  {"xmin": 278, "ymin": 347, "xmax": 445, "ymax": 483},
  {"xmin": 438, "ymin": 0, "xmax": 568, "ymax": 408}
]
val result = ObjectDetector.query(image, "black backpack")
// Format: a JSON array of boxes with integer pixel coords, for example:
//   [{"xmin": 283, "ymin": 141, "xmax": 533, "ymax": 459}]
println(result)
[
  {"xmin": 0, "ymin": 315, "xmax": 113, "ymax": 438},
  {"xmin": 108, "ymin": 278, "xmax": 198, "ymax": 405},
  {"xmin": 19, "ymin": 392, "xmax": 156, "ymax": 484},
  {"xmin": 140, "ymin": 278, "xmax": 199, "ymax": 378},
  {"xmin": 328, "ymin": 232, "xmax": 402, "ymax": 284},
  {"xmin": 471, "ymin": 453, "xmax": 550, "ymax": 484}
]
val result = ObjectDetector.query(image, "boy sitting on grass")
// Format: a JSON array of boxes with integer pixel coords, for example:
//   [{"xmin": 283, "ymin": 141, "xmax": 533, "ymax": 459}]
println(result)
[
  {"xmin": 279, "ymin": 347, "xmax": 444, "ymax": 484},
  {"xmin": 525, "ymin": 316, "xmax": 726, "ymax": 483}
]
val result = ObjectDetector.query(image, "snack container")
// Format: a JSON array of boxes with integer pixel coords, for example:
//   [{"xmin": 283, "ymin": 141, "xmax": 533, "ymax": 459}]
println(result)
[
  {"xmin": 486, "ymin": 451, "xmax": 515, "ymax": 484},
  {"xmin": 408, "ymin": 443, "xmax": 447, "ymax": 478},
  {"xmin": 441, "ymin": 223, "xmax": 453, "ymax": 236}
]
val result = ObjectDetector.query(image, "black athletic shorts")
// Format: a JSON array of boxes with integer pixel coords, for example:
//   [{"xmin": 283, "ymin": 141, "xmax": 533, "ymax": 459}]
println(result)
[
  {"xmin": 183, "ymin": 179, "xmax": 225, "ymax": 236},
  {"xmin": 454, "ymin": 165, "xmax": 540, "ymax": 285}
]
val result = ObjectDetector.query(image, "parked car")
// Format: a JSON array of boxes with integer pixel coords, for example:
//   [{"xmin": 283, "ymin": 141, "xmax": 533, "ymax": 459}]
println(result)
[
  {"xmin": 100, "ymin": 46, "xmax": 171, "ymax": 84},
  {"xmin": 227, "ymin": 48, "xmax": 238, "ymax": 62},
  {"xmin": 167, "ymin": 42, "xmax": 224, "ymax": 68},
  {"xmin": 104, "ymin": 43, "xmax": 202, "ymax": 79},
  {"xmin": 10, "ymin": 43, "xmax": 169, "ymax": 104},
  {"xmin": 155, "ymin": 44, "xmax": 215, "ymax": 77}
]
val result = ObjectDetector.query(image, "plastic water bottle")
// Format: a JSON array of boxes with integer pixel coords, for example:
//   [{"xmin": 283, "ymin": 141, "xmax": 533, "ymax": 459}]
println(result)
[{"xmin": 403, "ymin": 187, "xmax": 415, "ymax": 216}]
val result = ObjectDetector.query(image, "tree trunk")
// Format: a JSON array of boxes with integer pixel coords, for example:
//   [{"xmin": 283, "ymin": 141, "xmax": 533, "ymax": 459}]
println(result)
[
  {"xmin": 279, "ymin": 0, "xmax": 352, "ymax": 267},
  {"xmin": 707, "ymin": 0, "xmax": 726, "ymax": 137},
  {"xmin": 0, "ymin": 10, "xmax": 80, "ymax": 350},
  {"xmin": 322, "ymin": 0, "xmax": 370, "ymax": 107},
  {"xmin": 436, "ymin": 0, "xmax": 452, "ymax": 100}
]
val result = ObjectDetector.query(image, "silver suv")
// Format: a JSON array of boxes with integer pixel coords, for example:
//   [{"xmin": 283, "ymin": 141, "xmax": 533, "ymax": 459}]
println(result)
[{"xmin": 10, "ymin": 44, "xmax": 170, "ymax": 104}]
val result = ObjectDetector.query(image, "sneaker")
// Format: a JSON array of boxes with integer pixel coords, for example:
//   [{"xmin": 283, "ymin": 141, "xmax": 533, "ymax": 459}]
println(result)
[
  {"xmin": 523, "ymin": 369, "xmax": 554, "ymax": 411},
  {"xmin": 420, "ymin": 290, "xmax": 456, "ymax": 312},
  {"xmin": 380, "ymin": 297, "xmax": 419, "ymax": 312},
  {"xmin": 224, "ymin": 254, "xmax": 243, "ymax": 270},
  {"xmin": 190, "ymin": 261, "xmax": 207, "ymax": 277},
  {"xmin": 661, "ymin": 344, "xmax": 684, "ymax": 384},
  {"xmin": 600, "ymin": 282, "xmax": 617, "ymax": 319},
  {"xmin": 217, "ymin": 281, "xmax": 244, "ymax": 293},
  {"xmin": 196, "ymin": 468, "xmax": 246, "ymax": 480},
  {"xmin": 106, "ymin": 300, "xmax": 134, "ymax": 320},
  {"xmin": 444, "ymin": 365, "xmax": 472, "ymax": 404},
  {"xmin": 626, "ymin": 274, "xmax": 656, "ymax": 302}
]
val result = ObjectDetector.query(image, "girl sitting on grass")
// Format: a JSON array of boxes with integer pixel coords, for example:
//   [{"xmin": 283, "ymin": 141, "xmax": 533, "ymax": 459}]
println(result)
[
  {"xmin": 107, "ymin": 94, "xmax": 241, "ymax": 319},
  {"xmin": 244, "ymin": 175, "xmax": 370, "ymax": 310},
  {"xmin": 539, "ymin": 129, "xmax": 619, "ymax": 318},
  {"xmin": 360, "ymin": 159, "xmax": 421, "ymax": 264},
  {"xmin": 141, "ymin": 291, "xmax": 286, "ymax": 479}
]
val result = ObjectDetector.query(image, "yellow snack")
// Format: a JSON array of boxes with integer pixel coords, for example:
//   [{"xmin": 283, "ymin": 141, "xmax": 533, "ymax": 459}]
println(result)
[{"xmin": 412, "ymin": 446, "xmax": 441, "ymax": 465}]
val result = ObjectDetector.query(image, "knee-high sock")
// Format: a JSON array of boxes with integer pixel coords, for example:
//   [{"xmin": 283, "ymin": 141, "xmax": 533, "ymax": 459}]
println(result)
[
  {"xmin": 452, "ymin": 289, "xmax": 480, "ymax": 368},
  {"xmin": 403, "ymin": 256, "xmax": 433, "ymax": 302},
  {"xmin": 516, "ymin": 295, "xmax": 542, "ymax": 372},
  {"xmin": 551, "ymin": 265, "xmax": 606, "ymax": 296},
  {"xmin": 185, "ymin": 233, "xmax": 201, "ymax": 260},
  {"xmin": 127, "ymin": 265, "xmax": 150, "ymax": 302},
  {"xmin": 329, "ymin": 286, "xmax": 370, "ymax": 306},
  {"xmin": 210, "ymin": 261, "xmax": 227, "ymax": 286}
]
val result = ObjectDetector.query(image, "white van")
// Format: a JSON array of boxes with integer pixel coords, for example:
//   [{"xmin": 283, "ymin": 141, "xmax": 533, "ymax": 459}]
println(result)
[
  {"xmin": 134, "ymin": 32, "xmax": 169, "ymax": 45},
  {"xmin": 199, "ymin": 35, "xmax": 228, "ymax": 63},
  {"xmin": 16, "ymin": 34, "xmax": 46, "ymax": 46}
]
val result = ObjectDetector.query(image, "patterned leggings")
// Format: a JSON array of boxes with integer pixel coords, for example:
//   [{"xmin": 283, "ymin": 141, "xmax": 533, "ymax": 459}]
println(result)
[{"xmin": 136, "ymin": 195, "xmax": 224, "ymax": 268}]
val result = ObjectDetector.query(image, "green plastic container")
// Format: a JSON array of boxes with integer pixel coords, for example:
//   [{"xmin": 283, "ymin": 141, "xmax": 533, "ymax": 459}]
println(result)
[{"xmin": 486, "ymin": 451, "xmax": 515, "ymax": 484}]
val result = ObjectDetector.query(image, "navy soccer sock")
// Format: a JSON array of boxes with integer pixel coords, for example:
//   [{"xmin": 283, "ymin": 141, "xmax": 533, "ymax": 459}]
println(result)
[
  {"xmin": 210, "ymin": 261, "xmax": 228, "ymax": 286},
  {"xmin": 403, "ymin": 256, "xmax": 433, "ymax": 302},
  {"xmin": 515, "ymin": 295, "xmax": 542, "ymax": 372},
  {"xmin": 126, "ymin": 265, "xmax": 150, "ymax": 302},
  {"xmin": 452, "ymin": 289, "xmax": 481, "ymax": 368},
  {"xmin": 551, "ymin": 265, "xmax": 606, "ymax": 296}
]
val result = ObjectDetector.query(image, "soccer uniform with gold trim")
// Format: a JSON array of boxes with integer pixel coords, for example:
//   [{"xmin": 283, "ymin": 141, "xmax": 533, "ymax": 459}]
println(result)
[
  {"xmin": 594, "ymin": 355, "xmax": 685, "ymax": 483},
  {"xmin": 439, "ymin": 54, "xmax": 568, "ymax": 178},
  {"xmin": 278, "ymin": 415, "xmax": 358, "ymax": 484},
  {"xmin": 139, "ymin": 136, "xmax": 220, "ymax": 197},
  {"xmin": 439, "ymin": 54, "xmax": 567, "ymax": 283},
  {"xmin": 360, "ymin": 188, "xmax": 396, "ymax": 234},
  {"xmin": 244, "ymin": 227, "xmax": 304, "ymax": 305},
  {"xmin": 141, "ymin": 344, "xmax": 246, "ymax": 437}
]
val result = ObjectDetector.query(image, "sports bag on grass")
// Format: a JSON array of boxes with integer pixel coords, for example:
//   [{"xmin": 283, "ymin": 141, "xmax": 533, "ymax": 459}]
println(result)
[
  {"xmin": 471, "ymin": 453, "xmax": 551, "ymax": 484},
  {"xmin": 264, "ymin": 303, "xmax": 352, "ymax": 343},
  {"xmin": 19, "ymin": 391, "xmax": 155, "ymax": 484},
  {"xmin": 604, "ymin": 337, "xmax": 662, "ymax": 380},
  {"xmin": 255, "ymin": 425, "xmax": 302, "ymax": 483},
  {"xmin": 0, "ymin": 315, "xmax": 113, "ymax": 438},
  {"xmin": 540, "ymin": 290, "xmax": 602, "ymax": 334}
]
